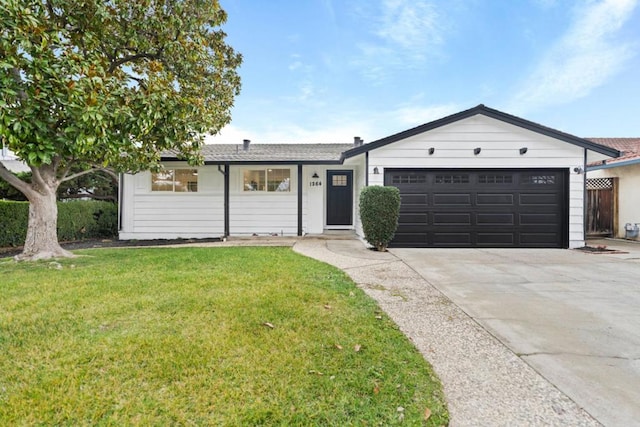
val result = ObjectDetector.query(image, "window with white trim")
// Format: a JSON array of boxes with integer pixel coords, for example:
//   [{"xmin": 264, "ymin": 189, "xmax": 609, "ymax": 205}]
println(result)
[
  {"xmin": 151, "ymin": 169, "xmax": 198, "ymax": 192},
  {"xmin": 243, "ymin": 168, "xmax": 291, "ymax": 192}
]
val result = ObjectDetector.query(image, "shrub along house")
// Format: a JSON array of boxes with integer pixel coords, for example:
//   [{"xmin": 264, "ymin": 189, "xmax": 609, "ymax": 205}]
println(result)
[{"xmin": 119, "ymin": 105, "xmax": 619, "ymax": 248}]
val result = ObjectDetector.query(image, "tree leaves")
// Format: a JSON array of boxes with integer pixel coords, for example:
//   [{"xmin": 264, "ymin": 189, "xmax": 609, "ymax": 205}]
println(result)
[{"xmin": 0, "ymin": 0, "xmax": 242, "ymax": 174}]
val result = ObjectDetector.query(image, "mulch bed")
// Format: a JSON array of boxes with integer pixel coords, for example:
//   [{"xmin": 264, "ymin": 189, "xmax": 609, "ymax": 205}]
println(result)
[{"xmin": 0, "ymin": 237, "xmax": 222, "ymax": 259}]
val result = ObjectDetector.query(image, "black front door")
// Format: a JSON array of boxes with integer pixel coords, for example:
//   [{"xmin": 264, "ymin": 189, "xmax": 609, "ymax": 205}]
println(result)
[{"xmin": 326, "ymin": 170, "xmax": 353, "ymax": 226}]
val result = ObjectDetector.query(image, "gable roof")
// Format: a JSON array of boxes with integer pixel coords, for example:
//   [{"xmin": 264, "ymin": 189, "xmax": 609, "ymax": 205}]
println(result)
[
  {"xmin": 162, "ymin": 143, "xmax": 353, "ymax": 164},
  {"xmin": 342, "ymin": 104, "xmax": 621, "ymax": 159},
  {"xmin": 586, "ymin": 138, "xmax": 640, "ymax": 170}
]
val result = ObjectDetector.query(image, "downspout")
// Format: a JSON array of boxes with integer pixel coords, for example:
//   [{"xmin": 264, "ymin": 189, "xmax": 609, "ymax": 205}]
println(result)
[
  {"xmin": 298, "ymin": 164, "xmax": 303, "ymax": 236},
  {"xmin": 365, "ymin": 152, "xmax": 369, "ymax": 186},
  {"xmin": 118, "ymin": 173, "xmax": 123, "ymax": 233},
  {"xmin": 218, "ymin": 164, "xmax": 230, "ymax": 238}
]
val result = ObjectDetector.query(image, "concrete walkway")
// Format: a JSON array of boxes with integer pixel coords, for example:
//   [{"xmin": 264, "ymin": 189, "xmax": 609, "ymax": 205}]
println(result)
[{"xmin": 293, "ymin": 238, "xmax": 604, "ymax": 427}]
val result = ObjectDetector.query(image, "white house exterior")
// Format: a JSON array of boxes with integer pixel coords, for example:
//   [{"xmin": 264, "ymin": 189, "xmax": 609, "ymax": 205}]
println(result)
[
  {"xmin": 586, "ymin": 138, "xmax": 640, "ymax": 240},
  {"xmin": 119, "ymin": 105, "xmax": 619, "ymax": 248},
  {"xmin": 0, "ymin": 145, "xmax": 30, "ymax": 173}
]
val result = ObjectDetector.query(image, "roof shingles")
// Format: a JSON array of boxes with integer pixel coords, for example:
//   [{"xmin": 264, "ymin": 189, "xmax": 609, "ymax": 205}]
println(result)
[
  {"xmin": 163, "ymin": 143, "xmax": 353, "ymax": 163},
  {"xmin": 587, "ymin": 138, "xmax": 640, "ymax": 166}
]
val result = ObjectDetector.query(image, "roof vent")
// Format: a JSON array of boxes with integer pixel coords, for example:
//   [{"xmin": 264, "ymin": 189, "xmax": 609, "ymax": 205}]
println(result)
[
  {"xmin": 243, "ymin": 139, "xmax": 250, "ymax": 151},
  {"xmin": 354, "ymin": 136, "xmax": 363, "ymax": 147}
]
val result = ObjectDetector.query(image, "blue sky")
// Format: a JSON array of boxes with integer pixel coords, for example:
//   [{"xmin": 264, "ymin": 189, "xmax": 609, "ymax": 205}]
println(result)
[{"xmin": 210, "ymin": 0, "xmax": 640, "ymax": 145}]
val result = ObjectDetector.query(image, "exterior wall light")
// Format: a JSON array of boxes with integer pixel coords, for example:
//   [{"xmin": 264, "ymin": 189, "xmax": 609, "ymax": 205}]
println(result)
[
  {"xmin": 474, "ymin": 147, "xmax": 481, "ymax": 155},
  {"xmin": 373, "ymin": 167, "xmax": 380, "ymax": 174},
  {"xmin": 519, "ymin": 147, "xmax": 528, "ymax": 155},
  {"xmin": 428, "ymin": 147, "xmax": 435, "ymax": 155}
]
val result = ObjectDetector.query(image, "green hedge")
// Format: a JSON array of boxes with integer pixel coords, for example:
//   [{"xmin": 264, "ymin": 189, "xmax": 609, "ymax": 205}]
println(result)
[
  {"xmin": 359, "ymin": 185, "xmax": 401, "ymax": 252},
  {"xmin": 0, "ymin": 200, "xmax": 118, "ymax": 247}
]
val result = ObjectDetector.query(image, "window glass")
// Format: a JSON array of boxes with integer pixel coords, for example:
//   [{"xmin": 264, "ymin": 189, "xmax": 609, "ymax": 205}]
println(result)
[
  {"xmin": 175, "ymin": 169, "xmax": 198, "ymax": 192},
  {"xmin": 151, "ymin": 169, "xmax": 198, "ymax": 192},
  {"xmin": 332, "ymin": 174, "xmax": 348, "ymax": 187},
  {"xmin": 151, "ymin": 170, "xmax": 175, "ymax": 192},
  {"xmin": 523, "ymin": 175, "xmax": 556, "ymax": 185},
  {"xmin": 244, "ymin": 170, "xmax": 265, "ymax": 191},
  {"xmin": 244, "ymin": 169, "xmax": 290, "ymax": 192}
]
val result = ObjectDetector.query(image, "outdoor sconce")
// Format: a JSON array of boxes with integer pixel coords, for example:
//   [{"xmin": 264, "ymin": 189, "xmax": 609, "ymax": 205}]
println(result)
[
  {"xmin": 474, "ymin": 147, "xmax": 481, "ymax": 155},
  {"xmin": 519, "ymin": 147, "xmax": 528, "ymax": 155},
  {"xmin": 312, "ymin": 172, "xmax": 319, "ymax": 178},
  {"xmin": 573, "ymin": 167, "xmax": 583, "ymax": 174},
  {"xmin": 373, "ymin": 167, "xmax": 380, "ymax": 174},
  {"xmin": 428, "ymin": 147, "xmax": 435, "ymax": 155}
]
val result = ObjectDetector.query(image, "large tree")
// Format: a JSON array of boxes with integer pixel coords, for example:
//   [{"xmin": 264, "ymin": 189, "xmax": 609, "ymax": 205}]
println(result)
[{"xmin": 0, "ymin": 0, "xmax": 241, "ymax": 260}]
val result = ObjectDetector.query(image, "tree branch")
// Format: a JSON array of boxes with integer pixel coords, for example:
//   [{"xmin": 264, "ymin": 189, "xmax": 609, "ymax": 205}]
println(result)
[
  {"xmin": 97, "ymin": 167, "xmax": 119, "ymax": 183},
  {"xmin": 60, "ymin": 167, "xmax": 102, "ymax": 183},
  {"xmin": 0, "ymin": 161, "xmax": 33, "ymax": 198},
  {"xmin": 108, "ymin": 52, "xmax": 162, "ymax": 73},
  {"xmin": 31, "ymin": 165, "xmax": 48, "ymax": 191}
]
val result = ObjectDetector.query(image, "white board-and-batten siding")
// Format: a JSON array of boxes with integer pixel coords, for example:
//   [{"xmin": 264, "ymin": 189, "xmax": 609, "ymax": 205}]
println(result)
[{"xmin": 366, "ymin": 115, "xmax": 587, "ymax": 248}]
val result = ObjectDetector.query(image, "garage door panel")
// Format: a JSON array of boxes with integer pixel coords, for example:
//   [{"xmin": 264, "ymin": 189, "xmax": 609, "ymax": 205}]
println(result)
[
  {"xmin": 477, "ymin": 213, "xmax": 515, "ymax": 225},
  {"xmin": 520, "ymin": 213, "xmax": 559, "ymax": 225},
  {"xmin": 477, "ymin": 233, "xmax": 514, "ymax": 245},
  {"xmin": 476, "ymin": 193, "xmax": 514, "ymax": 205},
  {"xmin": 398, "ymin": 213, "xmax": 428, "ymax": 224},
  {"xmin": 400, "ymin": 194, "xmax": 428, "ymax": 206},
  {"xmin": 385, "ymin": 168, "xmax": 567, "ymax": 248},
  {"xmin": 519, "ymin": 193, "xmax": 558, "ymax": 205},
  {"xmin": 393, "ymin": 233, "xmax": 428, "ymax": 245},
  {"xmin": 520, "ymin": 233, "xmax": 560, "ymax": 245},
  {"xmin": 433, "ymin": 233, "xmax": 472, "ymax": 245},
  {"xmin": 433, "ymin": 213, "xmax": 471, "ymax": 225},
  {"xmin": 433, "ymin": 193, "xmax": 472, "ymax": 205}
]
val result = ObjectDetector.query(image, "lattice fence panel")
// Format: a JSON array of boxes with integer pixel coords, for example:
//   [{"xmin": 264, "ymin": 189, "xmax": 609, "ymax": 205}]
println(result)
[{"xmin": 586, "ymin": 178, "xmax": 613, "ymax": 190}]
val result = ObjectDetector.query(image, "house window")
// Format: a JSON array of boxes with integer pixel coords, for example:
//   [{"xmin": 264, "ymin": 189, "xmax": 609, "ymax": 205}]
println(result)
[
  {"xmin": 151, "ymin": 169, "xmax": 198, "ymax": 192},
  {"xmin": 243, "ymin": 169, "xmax": 290, "ymax": 192}
]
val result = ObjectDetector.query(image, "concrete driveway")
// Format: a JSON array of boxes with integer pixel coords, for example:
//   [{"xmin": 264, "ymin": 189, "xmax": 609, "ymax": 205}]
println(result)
[{"xmin": 392, "ymin": 241, "xmax": 640, "ymax": 427}]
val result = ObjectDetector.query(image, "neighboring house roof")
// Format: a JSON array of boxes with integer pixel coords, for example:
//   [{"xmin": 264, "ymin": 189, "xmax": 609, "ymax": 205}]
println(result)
[
  {"xmin": 162, "ymin": 143, "xmax": 354, "ymax": 164},
  {"xmin": 586, "ymin": 138, "xmax": 640, "ymax": 170},
  {"xmin": 342, "ymin": 104, "xmax": 621, "ymax": 159}
]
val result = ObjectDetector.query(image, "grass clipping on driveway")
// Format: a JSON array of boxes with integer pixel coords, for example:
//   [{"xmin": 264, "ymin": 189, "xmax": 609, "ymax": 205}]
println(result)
[{"xmin": 0, "ymin": 247, "xmax": 448, "ymax": 425}]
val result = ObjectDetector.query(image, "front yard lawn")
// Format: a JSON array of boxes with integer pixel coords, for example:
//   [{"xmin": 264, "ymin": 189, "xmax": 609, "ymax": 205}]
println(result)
[{"xmin": 0, "ymin": 247, "xmax": 448, "ymax": 425}]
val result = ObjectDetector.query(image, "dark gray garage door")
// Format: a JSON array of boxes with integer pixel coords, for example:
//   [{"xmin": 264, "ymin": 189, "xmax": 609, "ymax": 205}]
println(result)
[{"xmin": 385, "ymin": 169, "xmax": 568, "ymax": 248}]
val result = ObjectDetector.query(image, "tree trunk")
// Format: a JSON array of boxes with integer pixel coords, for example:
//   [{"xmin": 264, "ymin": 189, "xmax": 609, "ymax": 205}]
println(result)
[{"xmin": 15, "ymin": 187, "xmax": 74, "ymax": 261}]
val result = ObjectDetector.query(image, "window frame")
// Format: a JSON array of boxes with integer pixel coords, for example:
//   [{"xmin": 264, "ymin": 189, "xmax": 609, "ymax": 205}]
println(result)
[
  {"xmin": 150, "ymin": 168, "xmax": 199, "ymax": 193},
  {"xmin": 242, "ymin": 167, "xmax": 292, "ymax": 193}
]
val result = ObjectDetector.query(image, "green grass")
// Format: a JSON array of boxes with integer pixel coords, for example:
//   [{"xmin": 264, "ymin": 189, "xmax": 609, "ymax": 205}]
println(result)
[{"xmin": 0, "ymin": 247, "xmax": 448, "ymax": 425}]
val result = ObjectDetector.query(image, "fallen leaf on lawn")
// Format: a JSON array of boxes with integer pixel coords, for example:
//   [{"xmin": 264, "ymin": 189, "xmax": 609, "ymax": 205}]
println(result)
[
  {"xmin": 354, "ymin": 344, "xmax": 361, "ymax": 352},
  {"xmin": 334, "ymin": 344, "xmax": 343, "ymax": 350},
  {"xmin": 375, "ymin": 315, "xmax": 382, "ymax": 320},
  {"xmin": 263, "ymin": 322, "xmax": 274, "ymax": 329},
  {"xmin": 424, "ymin": 407, "xmax": 432, "ymax": 420},
  {"xmin": 324, "ymin": 304, "xmax": 332, "ymax": 310},
  {"xmin": 308, "ymin": 370, "xmax": 324, "ymax": 376},
  {"xmin": 373, "ymin": 383, "xmax": 380, "ymax": 394}
]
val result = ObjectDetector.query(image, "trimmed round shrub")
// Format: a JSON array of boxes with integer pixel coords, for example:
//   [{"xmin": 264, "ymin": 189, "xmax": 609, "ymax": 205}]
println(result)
[{"xmin": 359, "ymin": 185, "xmax": 401, "ymax": 251}]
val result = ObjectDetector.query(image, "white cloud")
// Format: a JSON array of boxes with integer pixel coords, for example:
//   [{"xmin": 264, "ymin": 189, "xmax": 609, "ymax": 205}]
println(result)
[
  {"xmin": 207, "ymin": 102, "xmax": 462, "ymax": 145},
  {"xmin": 512, "ymin": 0, "xmax": 638, "ymax": 111},
  {"xmin": 353, "ymin": 0, "xmax": 446, "ymax": 82}
]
